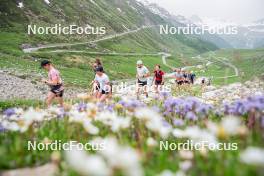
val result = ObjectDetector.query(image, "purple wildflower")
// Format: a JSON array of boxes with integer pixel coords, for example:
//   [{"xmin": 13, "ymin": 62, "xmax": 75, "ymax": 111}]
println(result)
[
  {"xmin": 106, "ymin": 104, "xmax": 114, "ymax": 112},
  {"xmin": 186, "ymin": 111, "xmax": 198, "ymax": 121},
  {"xmin": 261, "ymin": 116, "xmax": 264, "ymax": 128},
  {"xmin": 77, "ymin": 103, "xmax": 87, "ymax": 112},
  {"xmin": 57, "ymin": 108, "xmax": 66, "ymax": 118},
  {"xmin": 0, "ymin": 123, "xmax": 5, "ymax": 133},
  {"xmin": 162, "ymin": 120, "xmax": 172, "ymax": 128},
  {"xmin": 151, "ymin": 106, "xmax": 160, "ymax": 113},
  {"xmin": 173, "ymin": 119, "xmax": 184, "ymax": 126},
  {"xmin": 3, "ymin": 108, "xmax": 16, "ymax": 117},
  {"xmin": 160, "ymin": 91, "xmax": 171, "ymax": 99}
]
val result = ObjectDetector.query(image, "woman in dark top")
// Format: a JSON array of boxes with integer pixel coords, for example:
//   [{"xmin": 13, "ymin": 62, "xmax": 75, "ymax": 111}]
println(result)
[{"xmin": 152, "ymin": 64, "xmax": 165, "ymax": 94}]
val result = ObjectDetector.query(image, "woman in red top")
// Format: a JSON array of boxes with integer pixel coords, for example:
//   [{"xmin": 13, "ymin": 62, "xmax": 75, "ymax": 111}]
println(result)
[{"xmin": 152, "ymin": 65, "xmax": 165, "ymax": 93}]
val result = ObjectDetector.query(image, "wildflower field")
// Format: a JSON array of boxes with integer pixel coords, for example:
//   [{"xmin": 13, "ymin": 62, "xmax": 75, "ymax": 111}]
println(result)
[{"xmin": 1, "ymin": 81, "xmax": 264, "ymax": 176}]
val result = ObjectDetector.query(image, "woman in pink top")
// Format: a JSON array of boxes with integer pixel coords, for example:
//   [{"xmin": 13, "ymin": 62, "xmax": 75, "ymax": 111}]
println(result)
[{"xmin": 41, "ymin": 60, "xmax": 64, "ymax": 107}]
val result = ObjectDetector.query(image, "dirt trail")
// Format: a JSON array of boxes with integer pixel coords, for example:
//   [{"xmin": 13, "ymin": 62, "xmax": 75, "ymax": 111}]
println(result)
[
  {"xmin": 19, "ymin": 25, "xmax": 240, "ymax": 101},
  {"xmin": 0, "ymin": 70, "xmax": 85, "ymax": 100}
]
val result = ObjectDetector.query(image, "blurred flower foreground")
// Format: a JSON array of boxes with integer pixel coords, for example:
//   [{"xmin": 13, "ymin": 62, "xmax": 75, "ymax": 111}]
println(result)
[{"xmin": 0, "ymin": 79, "xmax": 264, "ymax": 176}]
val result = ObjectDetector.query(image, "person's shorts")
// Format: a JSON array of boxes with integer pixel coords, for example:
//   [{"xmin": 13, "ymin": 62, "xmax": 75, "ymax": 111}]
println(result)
[
  {"xmin": 95, "ymin": 84, "xmax": 100, "ymax": 91},
  {"xmin": 138, "ymin": 79, "xmax": 147, "ymax": 86},
  {"xmin": 155, "ymin": 80, "xmax": 163, "ymax": 85},
  {"xmin": 101, "ymin": 90, "xmax": 110, "ymax": 95},
  {"xmin": 184, "ymin": 80, "xmax": 190, "ymax": 84},
  {"xmin": 50, "ymin": 84, "xmax": 64, "ymax": 97},
  {"xmin": 176, "ymin": 80, "xmax": 184, "ymax": 85}
]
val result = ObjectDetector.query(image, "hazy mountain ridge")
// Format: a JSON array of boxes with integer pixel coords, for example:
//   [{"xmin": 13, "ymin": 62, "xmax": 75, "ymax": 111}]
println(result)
[{"xmin": 189, "ymin": 16, "xmax": 264, "ymax": 49}]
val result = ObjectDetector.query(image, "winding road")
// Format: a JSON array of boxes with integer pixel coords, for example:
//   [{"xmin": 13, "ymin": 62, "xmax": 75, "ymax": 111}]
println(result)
[
  {"xmin": 23, "ymin": 25, "xmax": 158, "ymax": 53},
  {"xmin": 208, "ymin": 52, "xmax": 239, "ymax": 79},
  {"xmin": 23, "ymin": 24, "xmax": 238, "ymax": 86}
]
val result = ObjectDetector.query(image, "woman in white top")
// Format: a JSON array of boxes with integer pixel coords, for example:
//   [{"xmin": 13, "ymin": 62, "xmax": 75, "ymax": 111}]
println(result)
[{"xmin": 94, "ymin": 66, "xmax": 111, "ymax": 102}]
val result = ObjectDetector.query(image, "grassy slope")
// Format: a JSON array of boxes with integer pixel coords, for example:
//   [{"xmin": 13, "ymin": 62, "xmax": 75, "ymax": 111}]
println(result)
[
  {"xmin": 0, "ymin": 52, "xmax": 181, "ymax": 87},
  {"xmin": 212, "ymin": 49, "xmax": 264, "ymax": 81},
  {"xmin": 3, "ymin": 0, "xmax": 263, "ymax": 90},
  {"xmin": 0, "ymin": 0, "xmax": 219, "ymax": 89},
  {"xmin": 198, "ymin": 48, "xmax": 264, "ymax": 85}
]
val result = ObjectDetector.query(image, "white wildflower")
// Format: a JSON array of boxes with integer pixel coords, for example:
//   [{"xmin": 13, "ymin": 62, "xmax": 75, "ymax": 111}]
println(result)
[
  {"xmin": 146, "ymin": 137, "xmax": 158, "ymax": 147},
  {"xmin": 111, "ymin": 117, "xmax": 131, "ymax": 132},
  {"xmin": 221, "ymin": 116, "xmax": 242, "ymax": 136},
  {"xmin": 83, "ymin": 120, "xmax": 99, "ymax": 135},
  {"xmin": 65, "ymin": 148, "xmax": 111, "ymax": 176},
  {"xmin": 135, "ymin": 108, "xmax": 172, "ymax": 138},
  {"xmin": 179, "ymin": 150, "xmax": 194, "ymax": 160},
  {"xmin": 179, "ymin": 160, "xmax": 192, "ymax": 171},
  {"xmin": 92, "ymin": 137, "xmax": 143, "ymax": 176},
  {"xmin": 158, "ymin": 170, "xmax": 175, "ymax": 176},
  {"xmin": 240, "ymin": 147, "xmax": 264, "ymax": 166},
  {"xmin": 68, "ymin": 110, "xmax": 87, "ymax": 123}
]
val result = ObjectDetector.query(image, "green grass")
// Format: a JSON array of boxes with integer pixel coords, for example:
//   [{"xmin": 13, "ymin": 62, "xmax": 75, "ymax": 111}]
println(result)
[
  {"xmin": 0, "ymin": 99, "xmax": 43, "ymax": 112},
  {"xmin": 0, "ymin": 0, "xmax": 220, "ymax": 91},
  {"xmin": 0, "ymin": 52, "xmax": 185, "ymax": 87},
  {"xmin": 0, "ymin": 32, "xmax": 26, "ymax": 56},
  {"xmin": 196, "ymin": 48, "xmax": 264, "ymax": 85}
]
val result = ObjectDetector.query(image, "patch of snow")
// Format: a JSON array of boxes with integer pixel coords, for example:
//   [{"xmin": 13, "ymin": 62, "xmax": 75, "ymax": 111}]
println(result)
[
  {"xmin": 122, "ymin": 25, "xmax": 129, "ymax": 31},
  {"xmin": 44, "ymin": 0, "xmax": 50, "ymax": 5},
  {"xmin": 127, "ymin": 2, "xmax": 138, "ymax": 12},
  {"xmin": 148, "ymin": 6, "xmax": 169, "ymax": 18},
  {"xmin": 90, "ymin": 0, "xmax": 98, "ymax": 6},
  {"xmin": 175, "ymin": 15, "xmax": 192, "ymax": 24},
  {"xmin": 17, "ymin": 2, "xmax": 24, "ymax": 8},
  {"xmin": 136, "ymin": 0, "xmax": 150, "ymax": 6},
  {"xmin": 117, "ymin": 8, "xmax": 122, "ymax": 13},
  {"xmin": 130, "ymin": 6, "xmax": 137, "ymax": 11},
  {"xmin": 197, "ymin": 17, "xmax": 237, "ymax": 29}
]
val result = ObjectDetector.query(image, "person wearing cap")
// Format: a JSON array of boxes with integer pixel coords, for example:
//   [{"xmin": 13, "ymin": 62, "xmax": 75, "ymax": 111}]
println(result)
[
  {"xmin": 94, "ymin": 66, "xmax": 111, "ymax": 102},
  {"xmin": 136, "ymin": 60, "xmax": 150, "ymax": 99},
  {"xmin": 40, "ymin": 60, "xmax": 64, "ymax": 107}
]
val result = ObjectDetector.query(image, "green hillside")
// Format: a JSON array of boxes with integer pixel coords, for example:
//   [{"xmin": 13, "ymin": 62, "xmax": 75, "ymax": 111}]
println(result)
[
  {"xmin": 0, "ymin": 0, "xmax": 220, "ymax": 87},
  {"xmin": 197, "ymin": 48, "xmax": 264, "ymax": 85},
  {"xmin": 0, "ymin": 0, "xmax": 217, "ymax": 55}
]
